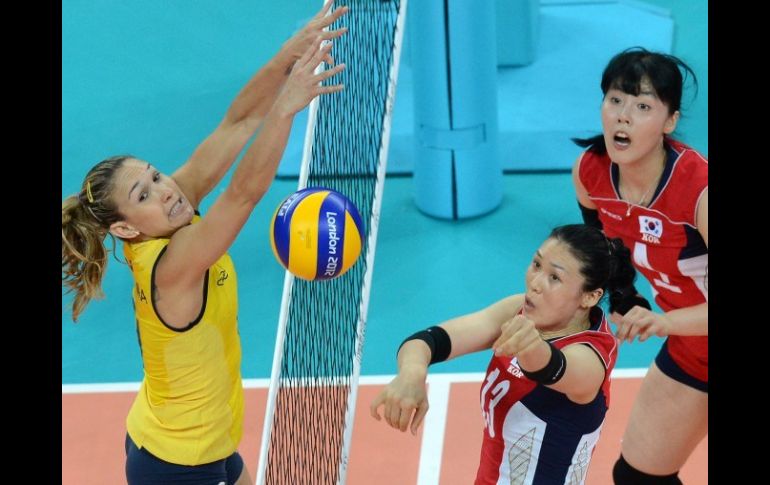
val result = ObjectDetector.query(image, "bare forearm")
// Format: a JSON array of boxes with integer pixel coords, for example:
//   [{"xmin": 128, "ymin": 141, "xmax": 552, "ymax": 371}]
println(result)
[
  {"xmin": 229, "ymin": 109, "xmax": 294, "ymax": 203},
  {"xmin": 396, "ymin": 341, "xmax": 431, "ymax": 380},
  {"xmin": 230, "ymin": 36, "xmax": 344, "ymax": 204},
  {"xmin": 225, "ymin": 48, "xmax": 295, "ymax": 126},
  {"xmin": 227, "ymin": 0, "xmax": 350, "ymax": 126},
  {"xmin": 665, "ymin": 303, "xmax": 708, "ymax": 336},
  {"xmin": 515, "ymin": 339, "xmax": 552, "ymax": 374},
  {"xmin": 173, "ymin": 49, "xmax": 297, "ymax": 205},
  {"xmin": 227, "ymin": 2, "xmax": 349, "ymax": 127}
]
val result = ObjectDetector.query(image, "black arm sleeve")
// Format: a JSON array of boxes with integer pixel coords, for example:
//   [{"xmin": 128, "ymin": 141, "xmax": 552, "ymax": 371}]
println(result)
[{"xmin": 578, "ymin": 202, "xmax": 603, "ymax": 230}]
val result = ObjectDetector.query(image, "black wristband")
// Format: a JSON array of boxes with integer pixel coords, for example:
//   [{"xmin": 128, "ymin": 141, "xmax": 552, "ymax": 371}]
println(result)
[
  {"xmin": 519, "ymin": 341, "xmax": 567, "ymax": 385},
  {"xmin": 398, "ymin": 325, "xmax": 452, "ymax": 365}
]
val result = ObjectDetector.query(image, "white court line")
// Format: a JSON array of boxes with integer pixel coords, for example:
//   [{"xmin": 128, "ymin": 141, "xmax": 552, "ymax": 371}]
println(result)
[
  {"xmin": 609, "ymin": 368, "xmax": 648, "ymax": 379},
  {"xmin": 62, "ymin": 370, "xmax": 649, "ymax": 482},
  {"xmin": 416, "ymin": 379, "xmax": 450, "ymax": 485},
  {"xmin": 62, "ymin": 368, "xmax": 648, "ymax": 394}
]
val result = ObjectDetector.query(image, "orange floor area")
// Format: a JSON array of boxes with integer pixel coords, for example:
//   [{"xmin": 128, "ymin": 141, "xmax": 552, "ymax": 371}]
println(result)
[{"xmin": 62, "ymin": 379, "xmax": 706, "ymax": 484}]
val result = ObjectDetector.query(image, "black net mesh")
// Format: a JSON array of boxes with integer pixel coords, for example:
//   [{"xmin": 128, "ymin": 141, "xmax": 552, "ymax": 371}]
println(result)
[{"xmin": 263, "ymin": 1, "xmax": 403, "ymax": 483}]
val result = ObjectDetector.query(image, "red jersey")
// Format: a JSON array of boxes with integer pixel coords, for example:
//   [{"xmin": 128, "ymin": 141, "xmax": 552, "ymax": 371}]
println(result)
[
  {"xmin": 475, "ymin": 308, "xmax": 618, "ymax": 485},
  {"xmin": 578, "ymin": 139, "xmax": 708, "ymax": 381}
]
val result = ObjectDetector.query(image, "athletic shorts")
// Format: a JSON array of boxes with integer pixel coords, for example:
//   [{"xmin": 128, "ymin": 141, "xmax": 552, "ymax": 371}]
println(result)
[
  {"xmin": 655, "ymin": 339, "xmax": 708, "ymax": 393},
  {"xmin": 125, "ymin": 434, "xmax": 244, "ymax": 485}
]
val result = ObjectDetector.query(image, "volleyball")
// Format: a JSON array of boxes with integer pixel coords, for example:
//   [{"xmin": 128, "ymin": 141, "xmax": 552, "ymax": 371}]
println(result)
[{"xmin": 270, "ymin": 187, "xmax": 365, "ymax": 281}]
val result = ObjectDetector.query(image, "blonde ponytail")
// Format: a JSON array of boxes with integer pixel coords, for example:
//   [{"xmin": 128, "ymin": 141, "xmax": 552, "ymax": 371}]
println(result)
[{"xmin": 61, "ymin": 155, "xmax": 131, "ymax": 321}]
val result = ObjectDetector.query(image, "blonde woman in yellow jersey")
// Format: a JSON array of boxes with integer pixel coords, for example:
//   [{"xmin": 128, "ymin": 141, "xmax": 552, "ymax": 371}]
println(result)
[{"xmin": 61, "ymin": 3, "xmax": 348, "ymax": 483}]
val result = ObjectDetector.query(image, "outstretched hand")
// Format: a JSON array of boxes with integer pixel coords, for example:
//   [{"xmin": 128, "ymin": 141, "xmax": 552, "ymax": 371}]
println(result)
[
  {"xmin": 273, "ymin": 37, "xmax": 346, "ymax": 117},
  {"xmin": 492, "ymin": 314, "xmax": 542, "ymax": 357},
  {"xmin": 370, "ymin": 371, "xmax": 429, "ymax": 435},
  {"xmin": 283, "ymin": 0, "xmax": 349, "ymax": 68},
  {"xmin": 611, "ymin": 306, "xmax": 673, "ymax": 343}
]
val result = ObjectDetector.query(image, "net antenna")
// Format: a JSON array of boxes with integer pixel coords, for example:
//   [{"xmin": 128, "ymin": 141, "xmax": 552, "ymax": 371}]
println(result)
[{"xmin": 256, "ymin": 1, "xmax": 408, "ymax": 484}]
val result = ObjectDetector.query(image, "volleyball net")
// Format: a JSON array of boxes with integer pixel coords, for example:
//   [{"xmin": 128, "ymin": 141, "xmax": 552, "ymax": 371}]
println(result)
[{"xmin": 256, "ymin": 1, "xmax": 407, "ymax": 484}]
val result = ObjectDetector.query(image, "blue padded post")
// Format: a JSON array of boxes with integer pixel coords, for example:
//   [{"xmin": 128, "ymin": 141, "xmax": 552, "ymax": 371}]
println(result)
[
  {"xmin": 497, "ymin": 0, "xmax": 539, "ymax": 67},
  {"xmin": 411, "ymin": 0, "xmax": 501, "ymax": 219}
]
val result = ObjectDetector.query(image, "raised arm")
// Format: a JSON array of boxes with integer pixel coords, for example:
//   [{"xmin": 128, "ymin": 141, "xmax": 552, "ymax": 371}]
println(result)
[
  {"xmin": 369, "ymin": 294, "xmax": 524, "ymax": 434},
  {"xmin": 390, "ymin": 293, "xmax": 525, "ymax": 389},
  {"xmin": 172, "ymin": 1, "xmax": 349, "ymax": 207},
  {"xmin": 157, "ymin": 39, "xmax": 344, "ymax": 299}
]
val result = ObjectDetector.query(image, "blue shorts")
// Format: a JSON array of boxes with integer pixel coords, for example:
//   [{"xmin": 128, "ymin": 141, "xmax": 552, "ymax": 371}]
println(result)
[
  {"xmin": 125, "ymin": 434, "xmax": 244, "ymax": 485},
  {"xmin": 655, "ymin": 340, "xmax": 708, "ymax": 393}
]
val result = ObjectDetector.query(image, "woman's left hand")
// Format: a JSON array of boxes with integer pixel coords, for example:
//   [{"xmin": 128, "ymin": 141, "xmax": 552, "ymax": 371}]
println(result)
[
  {"xmin": 273, "ymin": 37, "xmax": 345, "ymax": 117},
  {"xmin": 611, "ymin": 306, "xmax": 673, "ymax": 343},
  {"xmin": 283, "ymin": 0, "xmax": 349, "ymax": 67}
]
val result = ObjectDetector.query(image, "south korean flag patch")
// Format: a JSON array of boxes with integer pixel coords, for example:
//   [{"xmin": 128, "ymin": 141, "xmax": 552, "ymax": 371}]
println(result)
[{"xmin": 638, "ymin": 215, "xmax": 663, "ymax": 243}]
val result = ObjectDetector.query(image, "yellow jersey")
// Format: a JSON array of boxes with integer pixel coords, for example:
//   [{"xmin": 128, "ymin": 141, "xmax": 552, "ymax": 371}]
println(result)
[{"xmin": 123, "ymin": 215, "xmax": 244, "ymax": 465}]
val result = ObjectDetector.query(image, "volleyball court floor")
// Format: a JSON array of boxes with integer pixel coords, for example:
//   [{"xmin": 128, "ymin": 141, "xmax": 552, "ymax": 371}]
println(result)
[
  {"xmin": 63, "ymin": 373, "xmax": 706, "ymax": 484},
  {"xmin": 62, "ymin": 175, "xmax": 707, "ymax": 484}
]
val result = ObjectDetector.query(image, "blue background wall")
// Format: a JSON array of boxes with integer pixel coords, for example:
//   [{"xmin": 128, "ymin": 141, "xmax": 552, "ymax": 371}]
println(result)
[{"xmin": 62, "ymin": 0, "xmax": 707, "ymax": 383}]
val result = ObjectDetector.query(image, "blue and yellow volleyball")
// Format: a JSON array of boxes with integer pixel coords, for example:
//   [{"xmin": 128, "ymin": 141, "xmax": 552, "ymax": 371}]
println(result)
[{"xmin": 270, "ymin": 187, "xmax": 365, "ymax": 281}]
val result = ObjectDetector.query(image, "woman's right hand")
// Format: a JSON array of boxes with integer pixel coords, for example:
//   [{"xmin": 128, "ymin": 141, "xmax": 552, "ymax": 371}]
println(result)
[
  {"xmin": 273, "ymin": 37, "xmax": 345, "ymax": 118},
  {"xmin": 370, "ymin": 366, "xmax": 429, "ymax": 435}
]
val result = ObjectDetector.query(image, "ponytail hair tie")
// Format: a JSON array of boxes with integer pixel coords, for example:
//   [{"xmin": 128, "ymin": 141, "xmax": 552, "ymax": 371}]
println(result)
[{"xmin": 86, "ymin": 180, "xmax": 95, "ymax": 203}]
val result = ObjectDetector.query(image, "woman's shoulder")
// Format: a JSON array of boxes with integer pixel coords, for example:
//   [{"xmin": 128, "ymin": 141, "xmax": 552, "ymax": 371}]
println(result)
[
  {"xmin": 666, "ymin": 141, "xmax": 708, "ymax": 199},
  {"xmin": 668, "ymin": 139, "xmax": 708, "ymax": 167},
  {"xmin": 124, "ymin": 237, "xmax": 171, "ymax": 277},
  {"xmin": 575, "ymin": 148, "xmax": 612, "ymax": 178},
  {"xmin": 575, "ymin": 149, "xmax": 613, "ymax": 197}
]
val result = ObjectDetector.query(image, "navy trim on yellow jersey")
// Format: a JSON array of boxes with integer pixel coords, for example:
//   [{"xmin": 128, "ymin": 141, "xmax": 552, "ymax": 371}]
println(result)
[{"xmin": 150, "ymin": 245, "xmax": 210, "ymax": 332}]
